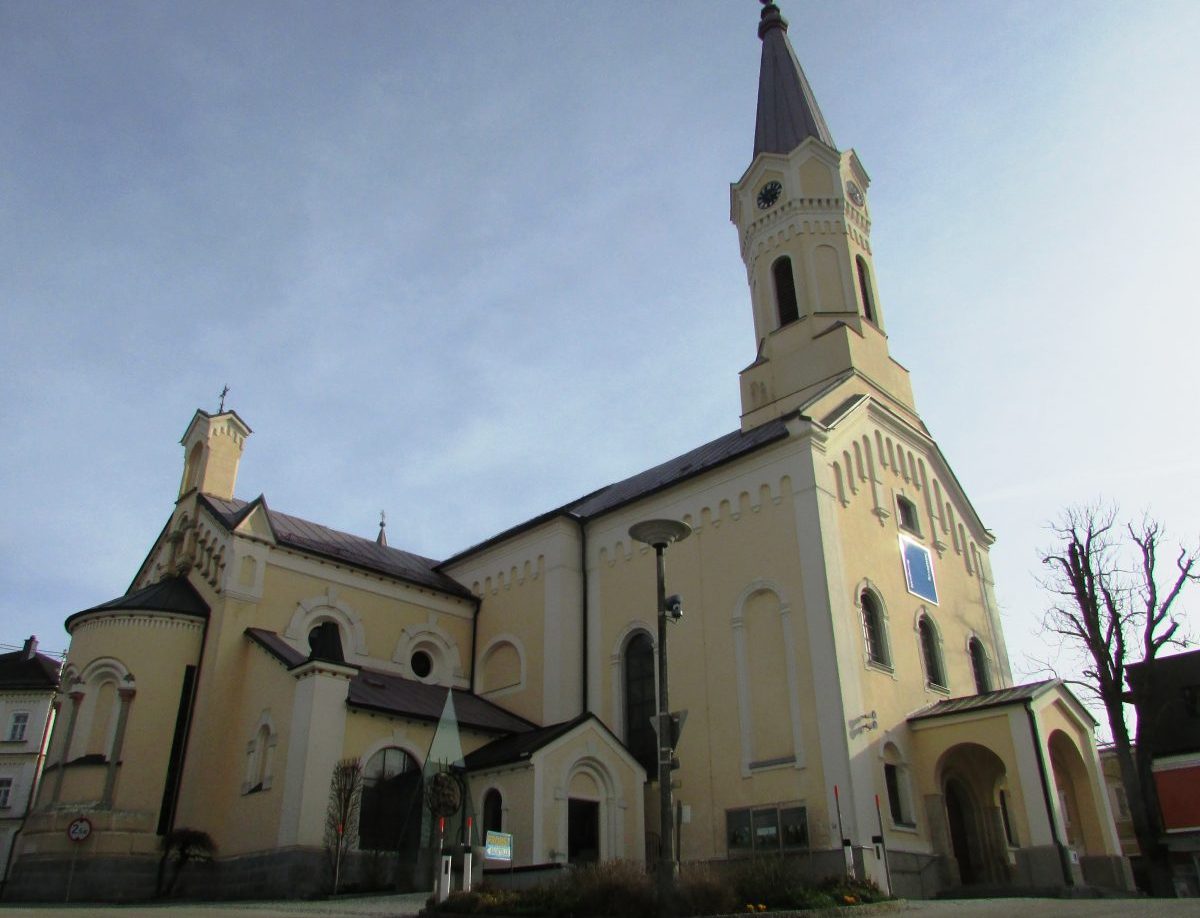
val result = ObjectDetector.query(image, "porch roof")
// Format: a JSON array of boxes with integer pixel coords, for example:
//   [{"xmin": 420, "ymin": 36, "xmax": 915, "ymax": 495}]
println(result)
[{"xmin": 908, "ymin": 680, "xmax": 1058, "ymax": 723}]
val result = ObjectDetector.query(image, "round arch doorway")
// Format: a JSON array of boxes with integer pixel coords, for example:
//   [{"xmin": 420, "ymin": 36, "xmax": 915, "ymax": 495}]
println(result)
[
  {"xmin": 945, "ymin": 777, "xmax": 980, "ymax": 884},
  {"xmin": 937, "ymin": 742, "xmax": 1012, "ymax": 887}
]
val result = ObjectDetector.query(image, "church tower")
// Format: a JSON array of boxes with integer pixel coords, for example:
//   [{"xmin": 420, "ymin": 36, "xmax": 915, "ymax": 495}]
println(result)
[{"xmin": 733, "ymin": 1, "xmax": 918, "ymax": 432}]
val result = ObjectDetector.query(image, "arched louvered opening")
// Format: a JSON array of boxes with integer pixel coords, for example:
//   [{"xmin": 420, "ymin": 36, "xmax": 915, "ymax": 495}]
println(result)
[{"xmin": 772, "ymin": 256, "xmax": 799, "ymax": 327}]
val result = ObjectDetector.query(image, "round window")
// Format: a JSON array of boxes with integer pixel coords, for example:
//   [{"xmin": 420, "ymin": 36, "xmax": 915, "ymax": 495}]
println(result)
[{"xmin": 410, "ymin": 650, "xmax": 433, "ymax": 679}]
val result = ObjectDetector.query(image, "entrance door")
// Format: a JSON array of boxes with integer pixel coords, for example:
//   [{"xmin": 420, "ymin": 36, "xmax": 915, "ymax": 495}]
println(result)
[
  {"xmin": 945, "ymin": 778, "xmax": 978, "ymax": 884},
  {"xmin": 568, "ymin": 798, "xmax": 600, "ymax": 864}
]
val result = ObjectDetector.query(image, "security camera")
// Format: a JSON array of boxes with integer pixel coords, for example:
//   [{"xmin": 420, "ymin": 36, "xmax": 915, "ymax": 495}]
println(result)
[{"xmin": 666, "ymin": 594, "xmax": 684, "ymax": 621}]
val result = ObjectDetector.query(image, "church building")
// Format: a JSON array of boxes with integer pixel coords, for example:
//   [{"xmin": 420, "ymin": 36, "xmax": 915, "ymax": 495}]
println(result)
[{"xmin": 5, "ymin": 2, "xmax": 1131, "ymax": 902}]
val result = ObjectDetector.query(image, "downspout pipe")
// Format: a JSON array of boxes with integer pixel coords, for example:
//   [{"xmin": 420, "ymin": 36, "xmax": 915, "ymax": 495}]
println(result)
[
  {"xmin": 572, "ymin": 513, "xmax": 590, "ymax": 715},
  {"xmin": 468, "ymin": 594, "xmax": 482, "ymax": 694},
  {"xmin": 1024, "ymin": 700, "xmax": 1075, "ymax": 887},
  {"xmin": 163, "ymin": 613, "xmax": 210, "ymax": 835}
]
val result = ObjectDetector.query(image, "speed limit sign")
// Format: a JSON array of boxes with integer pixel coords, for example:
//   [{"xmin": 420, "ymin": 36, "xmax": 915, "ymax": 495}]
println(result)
[{"xmin": 66, "ymin": 817, "xmax": 92, "ymax": 843}]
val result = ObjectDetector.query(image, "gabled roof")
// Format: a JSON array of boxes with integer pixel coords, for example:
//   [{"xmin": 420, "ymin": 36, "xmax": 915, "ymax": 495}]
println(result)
[
  {"xmin": 245, "ymin": 628, "xmax": 533, "ymax": 736},
  {"xmin": 67, "ymin": 576, "xmax": 210, "ymax": 631},
  {"xmin": 753, "ymin": 2, "xmax": 835, "ymax": 157},
  {"xmin": 463, "ymin": 712, "xmax": 601, "ymax": 771},
  {"xmin": 908, "ymin": 680, "xmax": 1059, "ymax": 723},
  {"xmin": 201, "ymin": 495, "xmax": 474, "ymax": 599},
  {"xmin": 442, "ymin": 418, "xmax": 790, "ymax": 565},
  {"xmin": 0, "ymin": 648, "xmax": 61, "ymax": 691}
]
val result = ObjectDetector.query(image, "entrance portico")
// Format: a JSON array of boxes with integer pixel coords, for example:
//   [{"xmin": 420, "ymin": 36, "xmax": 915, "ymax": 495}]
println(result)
[{"xmin": 908, "ymin": 680, "xmax": 1132, "ymax": 893}]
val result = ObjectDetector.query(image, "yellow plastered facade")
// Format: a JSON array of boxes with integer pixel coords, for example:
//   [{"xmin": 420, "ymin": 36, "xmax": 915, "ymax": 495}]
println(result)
[{"xmin": 9, "ymin": 7, "xmax": 1131, "ymax": 902}]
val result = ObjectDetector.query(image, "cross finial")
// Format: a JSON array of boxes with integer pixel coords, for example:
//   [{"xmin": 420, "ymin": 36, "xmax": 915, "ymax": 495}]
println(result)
[
  {"xmin": 218, "ymin": 385, "xmax": 230, "ymax": 413},
  {"xmin": 376, "ymin": 510, "xmax": 388, "ymax": 546}
]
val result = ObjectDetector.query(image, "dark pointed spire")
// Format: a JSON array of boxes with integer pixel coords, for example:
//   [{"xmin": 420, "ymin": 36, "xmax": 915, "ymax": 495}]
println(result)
[
  {"xmin": 376, "ymin": 510, "xmax": 387, "ymax": 547},
  {"xmin": 753, "ymin": 1, "xmax": 835, "ymax": 157}
]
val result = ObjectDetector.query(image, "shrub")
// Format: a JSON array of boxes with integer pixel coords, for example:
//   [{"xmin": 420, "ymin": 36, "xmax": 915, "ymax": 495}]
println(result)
[
  {"xmin": 676, "ymin": 867, "xmax": 738, "ymax": 917},
  {"xmin": 155, "ymin": 827, "xmax": 217, "ymax": 898},
  {"xmin": 727, "ymin": 857, "xmax": 833, "ymax": 911},
  {"xmin": 816, "ymin": 874, "xmax": 890, "ymax": 905},
  {"xmin": 564, "ymin": 860, "xmax": 656, "ymax": 918}
]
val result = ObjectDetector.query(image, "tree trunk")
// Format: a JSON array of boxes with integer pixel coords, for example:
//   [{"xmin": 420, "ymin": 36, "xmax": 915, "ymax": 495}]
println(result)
[{"xmin": 1107, "ymin": 697, "xmax": 1173, "ymax": 896}]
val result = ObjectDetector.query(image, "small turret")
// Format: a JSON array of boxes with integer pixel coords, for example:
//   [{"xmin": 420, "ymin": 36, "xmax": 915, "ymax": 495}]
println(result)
[{"xmin": 178, "ymin": 409, "xmax": 252, "ymax": 501}]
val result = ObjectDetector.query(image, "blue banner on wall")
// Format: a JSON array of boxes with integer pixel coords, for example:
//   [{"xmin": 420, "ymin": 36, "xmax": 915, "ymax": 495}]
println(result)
[{"xmin": 900, "ymin": 537, "xmax": 938, "ymax": 604}]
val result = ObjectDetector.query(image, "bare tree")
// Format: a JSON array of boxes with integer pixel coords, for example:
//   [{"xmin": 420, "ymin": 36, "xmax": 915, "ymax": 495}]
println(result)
[
  {"xmin": 325, "ymin": 757, "xmax": 363, "ymax": 895},
  {"xmin": 1040, "ymin": 504, "xmax": 1196, "ymax": 896}
]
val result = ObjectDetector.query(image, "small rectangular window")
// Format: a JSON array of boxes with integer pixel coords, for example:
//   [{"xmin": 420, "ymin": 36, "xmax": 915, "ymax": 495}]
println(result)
[
  {"xmin": 727, "ymin": 808, "xmax": 752, "ymax": 852},
  {"xmin": 780, "ymin": 806, "xmax": 809, "ymax": 849},
  {"xmin": 729, "ymin": 804, "xmax": 808, "ymax": 854},
  {"xmin": 897, "ymin": 496, "xmax": 920, "ymax": 535},
  {"xmin": 752, "ymin": 808, "xmax": 779, "ymax": 849},
  {"xmin": 0, "ymin": 777, "xmax": 11, "ymax": 808},
  {"xmin": 1183, "ymin": 685, "xmax": 1200, "ymax": 718},
  {"xmin": 6, "ymin": 713, "xmax": 28, "ymax": 743},
  {"xmin": 999, "ymin": 790, "xmax": 1018, "ymax": 846}
]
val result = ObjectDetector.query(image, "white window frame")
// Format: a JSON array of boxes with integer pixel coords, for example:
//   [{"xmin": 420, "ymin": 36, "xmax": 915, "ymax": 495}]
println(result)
[
  {"xmin": 7, "ymin": 712, "xmax": 29, "ymax": 743},
  {"xmin": 0, "ymin": 777, "xmax": 12, "ymax": 808}
]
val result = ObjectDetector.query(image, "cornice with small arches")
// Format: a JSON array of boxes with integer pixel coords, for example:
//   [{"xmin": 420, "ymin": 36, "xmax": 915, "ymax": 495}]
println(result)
[{"xmin": 597, "ymin": 476, "xmax": 790, "ymax": 567}]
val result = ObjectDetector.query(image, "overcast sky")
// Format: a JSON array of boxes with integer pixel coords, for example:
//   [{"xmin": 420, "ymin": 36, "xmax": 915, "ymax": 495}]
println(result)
[{"xmin": 3, "ymin": 1, "xmax": 1198, "ymax": 725}]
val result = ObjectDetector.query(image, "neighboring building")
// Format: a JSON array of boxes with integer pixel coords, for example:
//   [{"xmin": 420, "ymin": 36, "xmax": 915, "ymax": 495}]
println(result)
[
  {"xmin": 0, "ymin": 638, "xmax": 60, "ymax": 891},
  {"xmin": 1098, "ymin": 745, "xmax": 1139, "ymax": 868},
  {"xmin": 5, "ymin": 2, "xmax": 1131, "ymax": 903},
  {"xmin": 1126, "ymin": 649, "xmax": 1200, "ymax": 896}
]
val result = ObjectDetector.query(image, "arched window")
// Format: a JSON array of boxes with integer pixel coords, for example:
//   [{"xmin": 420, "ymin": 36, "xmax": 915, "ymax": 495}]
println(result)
[
  {"xmin": 359, "ymin": 747, "xmax": 421, "ymax": 851},
  {"xmin": 882, "ymin": 743, "xmax": 914, "ymax": 827},
  {"xmin": 969, "ymin": 638, "xmax": 992, "ymax": 693},
  {"xmin": 772, "ymin": 257, "xmax": 799, "ymax": 327},
  {"xmin": 856, "ymin": 256, "xmax": 876, "ymax": 323},
  {"xmin": 623, "ymin": 632, "xmax": 657, "ymax": 776},
  {"xmin": 482, "ymin": 788, "xmax": 503, "ymax": 834},
  {"xmin": 308, "ymin": 621, "xmax": 344, "ymax": 663},
  {"xmin": 181, "ymin": 441, "xmax": 204, "ymax": 494},
  {"xmin": 861, "ymin": 591, "xmax": 891, "ymax": 668},
  {"xmin": 243, "ymin": 720, "xmax": 276, "ymax": 794},
  {"xmin": 84, "ymin": 679, "xmax": 118, "ymax": 758},
  {"xmin": 918, "ymin": 615, "xmax": 946, "ymax": 689}
]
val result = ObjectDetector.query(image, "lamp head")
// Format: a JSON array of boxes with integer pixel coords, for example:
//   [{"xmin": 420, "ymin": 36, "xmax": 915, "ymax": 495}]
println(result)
[{"xmin": 628, "ymin": 518, "xmax": 692, "ymax": 548}]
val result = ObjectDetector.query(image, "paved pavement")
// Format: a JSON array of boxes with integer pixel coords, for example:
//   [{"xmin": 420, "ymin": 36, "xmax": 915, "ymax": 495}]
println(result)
[{"xmin": 2, "ymin": 896, "xmax": 1197, "ymax": 918}]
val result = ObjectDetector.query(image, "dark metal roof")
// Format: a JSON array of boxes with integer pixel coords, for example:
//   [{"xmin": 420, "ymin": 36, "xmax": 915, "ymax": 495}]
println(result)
[
  {"xmin": 569, "ymin": 420, "xmax": 790, "ymax": 519},
  {"xmin": 0, "ymin": 648, "xmax": 61, "ymax": 690},
  {"xmin": 348, "ymin": 666, "xmax": 534, "ymax": 736},
  {"xmin": 67, "ymin": 576, "xmax": 210, "ymax": 630},
  {"xmin": 754, "ymin": 2, "xmax": 835, "ymax": 156},
  {"xmin": 245, "ymin": 627, "xmax": 307, "ymax": 667},
  {"xmin": 443, "ymin": 419, "xmax": 790, "ymax": 565},
  {"xmin": 908, "ymin": 680, "xmax": 1058, "ymax": 723},
  {"xmin": 244, "ymin": 628, "xmax": 533, "ymax": 736},
  {"xmin": 202, "ymin": 495, "xmax": 474, "ymax": 599},
  {"xmin": 463, "ymin": 713, "xmax": 597, "ymax": 771}
]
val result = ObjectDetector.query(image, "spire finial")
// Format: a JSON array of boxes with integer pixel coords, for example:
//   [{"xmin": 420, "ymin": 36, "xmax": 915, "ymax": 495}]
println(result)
[
  {"xmin": 376, "ymin": 510, "xmax": 387, "ymax": 547},
  {"xmin": 218, "ymin": 385, "xmax": 230, "ymax": 413},
  {"xmin": 758, "ymin": 0, "xmax": 787, "ymax": 39}
]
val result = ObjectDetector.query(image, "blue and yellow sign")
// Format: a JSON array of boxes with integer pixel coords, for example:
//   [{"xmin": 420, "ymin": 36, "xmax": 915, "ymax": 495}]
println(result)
[
  {"xmin": 900, "ymin": 537, "xmax": 938, "ymax": 604},
  {"xmin": 485, "ymin": 830, "xmax": 513, "ymax": 861}
]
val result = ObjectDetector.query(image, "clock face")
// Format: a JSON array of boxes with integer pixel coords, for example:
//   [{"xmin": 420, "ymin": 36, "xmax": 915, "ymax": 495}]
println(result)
[
  {"xmin": 756, "ymin": 180, "xmax": 782, "ymax": 210},
  {"xmin": 846, "ymin": 180, "xmax": 865, "ymax": 207}
]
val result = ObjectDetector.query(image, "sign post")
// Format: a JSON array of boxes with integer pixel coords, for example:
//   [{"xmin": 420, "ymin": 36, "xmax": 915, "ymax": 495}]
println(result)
[{"xmin": 65, "ymin": 816, "xmax": 92, "ymax": 903}]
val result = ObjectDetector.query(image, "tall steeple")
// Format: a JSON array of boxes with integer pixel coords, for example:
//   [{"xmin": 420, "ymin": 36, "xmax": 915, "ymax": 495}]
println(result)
[
  {"xmin": 731, "ymin": 1, "xmax": 918, "ymax": 433},
  {"xmin": 754, "ymin": 1, "xmax": 834, "ymax": 156}
]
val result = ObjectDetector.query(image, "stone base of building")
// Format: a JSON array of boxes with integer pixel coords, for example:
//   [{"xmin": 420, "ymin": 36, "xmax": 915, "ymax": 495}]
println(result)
[{"xmin": 3, "ymin": 845, "xmax": 433, "ymax": 903}]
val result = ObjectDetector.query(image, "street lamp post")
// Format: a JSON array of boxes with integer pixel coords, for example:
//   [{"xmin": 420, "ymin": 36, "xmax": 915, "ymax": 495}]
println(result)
[{"xmin": 628, "ymin": 518, "xmax": 692, "ymax": 914}]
